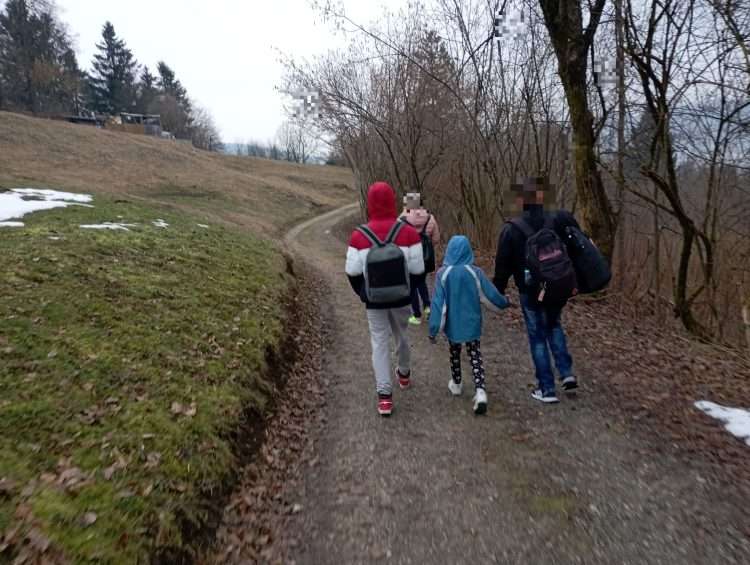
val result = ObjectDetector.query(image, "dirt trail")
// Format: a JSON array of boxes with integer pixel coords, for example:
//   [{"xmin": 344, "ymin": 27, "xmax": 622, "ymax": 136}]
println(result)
[{"xmin": 220, "ymin": 204, "xmax": 750, "ymax": 564}]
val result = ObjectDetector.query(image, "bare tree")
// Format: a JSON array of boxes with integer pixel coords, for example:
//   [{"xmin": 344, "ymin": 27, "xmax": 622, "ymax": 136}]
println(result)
[
  {"xmin": 536, "ymin": 0, "xmax": 617, "ymax": 260},
  {"xmin": 190, "ymin": 102, "xmax": 222, "ymax": 151},
  {"xmin": 623, "ymin": 0, "xmax": 750, "ymax": 338},
  {"xmin": 284, "ymin": 1, "xmax": 572, "ymax": 245},
  {"xmin": 276, "ymin": 117, "xmax": 323, "ymax": 164}
]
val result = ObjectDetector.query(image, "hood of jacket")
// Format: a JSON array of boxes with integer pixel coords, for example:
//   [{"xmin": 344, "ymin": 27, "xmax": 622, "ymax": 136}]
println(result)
[
  {"xmin": 444, "ymin": 235, "xmax": 474, "ymax": 266},
  {"xmin": 367, "ymin": 182, "xmax": 397, "ymax": 220}
]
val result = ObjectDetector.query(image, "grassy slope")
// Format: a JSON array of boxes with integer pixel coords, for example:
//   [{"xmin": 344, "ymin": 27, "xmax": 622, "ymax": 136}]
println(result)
[
  {"xmin": 0, "ymin": 113, "xmax": 354, "ymax": 562},
  {"xmin": 0, "ymin": 112, "xmax": 353, "ymax": 234}
]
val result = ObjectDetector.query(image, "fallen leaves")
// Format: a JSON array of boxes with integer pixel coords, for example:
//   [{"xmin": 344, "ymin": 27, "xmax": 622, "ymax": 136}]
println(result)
[
  {"xmin": 144, "ymin": 452, "xmax": 162, "ymax": 470},
  {"xmin": 0, "ymin": 505, "xmax": 58, "ymax": 562},
  {"xmin": 0, "ymin": 478, "xmax": 17, "ymax": 499},
  {"xmin": 170, "ymin": 401, "xmax": 197, "ymax": 418},
  {"xmin": 561, "ymin": 297, "xmax": 750, "ymax": 489},
  {"xmin": 78, "ymin": 404, "xmax": 106, "ymax": 426},
  {"xmin": 55, "ymin": 461, "xmax": 90, "ymax": 494},
  {"xmin": 81, "ymin": 512, "xmax": 97, "ymax": 527},
  {"xmin": 210, "ymin": 268, "xmax": 328, "ymax": 563},
  {"xmin": 103, "ymin": 450, "xmax": 128, "ymax": 481}
]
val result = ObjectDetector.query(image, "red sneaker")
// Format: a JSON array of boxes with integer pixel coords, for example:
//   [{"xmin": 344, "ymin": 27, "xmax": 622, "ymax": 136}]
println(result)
[
  {"xmin": 396, "ymin": 368, "xmax": 411, "ymax": 390},
  {"xmin": 377, "ymin": 396, "xmax": 393, "ymax": 416}
]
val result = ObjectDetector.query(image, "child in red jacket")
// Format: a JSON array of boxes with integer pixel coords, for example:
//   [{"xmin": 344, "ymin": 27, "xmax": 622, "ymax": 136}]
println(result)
[{"xmin": 345, "ymin": 182, "xmax": 425, "ymax": 416}]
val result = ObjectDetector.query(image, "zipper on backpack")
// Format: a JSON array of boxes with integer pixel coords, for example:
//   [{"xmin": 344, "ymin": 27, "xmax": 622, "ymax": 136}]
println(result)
[{"xmin": 538, "ymin": 282, "xmax": 547, "ymax": 302}]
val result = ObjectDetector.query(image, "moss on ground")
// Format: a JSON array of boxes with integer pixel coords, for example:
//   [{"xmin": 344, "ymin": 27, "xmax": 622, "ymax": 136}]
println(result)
[{"xmin": 0, "ymin": 194, "xmax": 290, "ymax": 562}]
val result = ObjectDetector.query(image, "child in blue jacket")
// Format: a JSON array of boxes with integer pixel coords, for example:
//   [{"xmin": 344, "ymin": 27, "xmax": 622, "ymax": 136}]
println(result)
[{"xmin": 428, "ymin": 235, "xmax": 510, "ymax": 414}]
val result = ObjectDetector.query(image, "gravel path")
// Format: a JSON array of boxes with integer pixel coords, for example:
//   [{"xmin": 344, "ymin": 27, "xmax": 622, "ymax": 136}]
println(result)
[{"xmin": 216, "ymin": 204, "xmax": 750, "ymax": 564}]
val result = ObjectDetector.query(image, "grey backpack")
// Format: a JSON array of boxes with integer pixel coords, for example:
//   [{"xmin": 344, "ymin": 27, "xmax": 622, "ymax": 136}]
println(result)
[{"xmin": 357, "ymin": 221, "xmax": 411, "ymax": 304}]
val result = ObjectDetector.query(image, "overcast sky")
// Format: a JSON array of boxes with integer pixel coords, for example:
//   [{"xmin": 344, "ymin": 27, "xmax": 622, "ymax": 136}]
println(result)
[{"xmin": 56, "ymin": 0, "xmax": 406, "ymax": 143}]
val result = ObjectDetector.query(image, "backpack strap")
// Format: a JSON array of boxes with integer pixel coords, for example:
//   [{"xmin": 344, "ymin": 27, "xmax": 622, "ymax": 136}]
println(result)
[
  {"xmin": 384, "ymin": 220, "xmax": 405, "ymax": 245},
  {"xmin": 356, "ymin": 224, "xmax": 384, "ymax": 247},
  {"xmin": 421, "ymin": 215, "xmax": 431, "ymax": 235},
  {"xmin": 440, "ymin": 265, "xmax": 454, "ymax": 286},
  {"xmin": 509, "ymin": 217, "xmax": 535, "ymax": 238},
  {"xmin": 464, "ymin": 265, "xmax": 481, "ymax": 294}
]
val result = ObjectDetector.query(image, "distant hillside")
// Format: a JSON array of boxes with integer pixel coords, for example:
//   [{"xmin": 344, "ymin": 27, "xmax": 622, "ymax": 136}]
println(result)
[
  {"xmin": 222, "ymin": 143, "xmax": 328, "ymax": 165},
  {"xmin": 0, "ymin": 112, "xmax": 354, "ymax": 235}
]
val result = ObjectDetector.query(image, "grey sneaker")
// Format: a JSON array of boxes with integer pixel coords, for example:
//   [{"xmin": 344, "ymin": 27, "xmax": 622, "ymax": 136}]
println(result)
[
  {"xmin": 448, "ymin": 379, "xmax": 463, "ymax": 396},
  {"xmin": 473, "ymin": 388, "xmax": 488, "ymax": 415},
  {"xmin": 562, "ymin": 375, "xmax": 578, "ymax": 393},
  {"xmin": 531, "ymin": 389, "xmax": 560, "ymax": 404}
]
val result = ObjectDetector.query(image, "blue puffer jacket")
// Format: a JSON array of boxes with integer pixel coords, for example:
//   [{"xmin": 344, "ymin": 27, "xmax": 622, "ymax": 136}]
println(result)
[{"xmin": 428, "ymin": 235, "xmax": 509, "ymax": 343}]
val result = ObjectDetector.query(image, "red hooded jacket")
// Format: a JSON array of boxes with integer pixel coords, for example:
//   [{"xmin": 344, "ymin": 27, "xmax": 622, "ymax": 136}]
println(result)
[{"xmin": 345, "ymin": 182, "xmax": 425, "ymax": 309}]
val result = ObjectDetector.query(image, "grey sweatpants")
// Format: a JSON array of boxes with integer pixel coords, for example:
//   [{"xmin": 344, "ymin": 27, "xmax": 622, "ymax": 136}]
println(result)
[{"xmin": 366, "ymin": 306, "xmax": 411, "ymax": 396}]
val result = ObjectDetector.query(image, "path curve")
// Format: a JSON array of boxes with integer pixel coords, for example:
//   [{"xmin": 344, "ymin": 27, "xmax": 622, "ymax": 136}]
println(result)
[
  {"xmin": 284, "ymin": 202, "xmax": 360, "ymax": 248},
  {"xmin": 276, "ymin": 203, "xmax": 750, "ymax": 564}
]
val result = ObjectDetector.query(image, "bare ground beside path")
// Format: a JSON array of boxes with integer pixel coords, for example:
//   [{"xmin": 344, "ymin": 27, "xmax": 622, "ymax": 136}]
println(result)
[{"xmin": 216, "ymin": 204, "xmax": 750, "ymax": 564}]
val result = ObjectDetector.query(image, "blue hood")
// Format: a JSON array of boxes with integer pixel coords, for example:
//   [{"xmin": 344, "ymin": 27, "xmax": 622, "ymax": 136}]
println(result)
[
  {"xmin": 429, "ymin": 235, "xmax": 509, "ymax": 342},
  {"xmin": 444, "ymin": 235, "xmax": 474, "ymax": 266}
]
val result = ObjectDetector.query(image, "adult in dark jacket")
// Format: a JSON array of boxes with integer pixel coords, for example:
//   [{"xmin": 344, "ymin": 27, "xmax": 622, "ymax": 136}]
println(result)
[{"xmin": 493, "ymin": 180, "xmax": 580, "ymax": 404}]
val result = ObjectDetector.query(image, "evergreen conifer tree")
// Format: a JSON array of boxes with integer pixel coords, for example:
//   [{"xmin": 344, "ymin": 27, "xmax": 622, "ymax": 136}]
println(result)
[{"xmin": 89, "ymin": 21, "xmax": 138, "ymax": 114}]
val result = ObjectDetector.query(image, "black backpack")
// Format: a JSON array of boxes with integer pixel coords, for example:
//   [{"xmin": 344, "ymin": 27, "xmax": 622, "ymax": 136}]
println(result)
[
  {"xmin": 563, "ymin": 226, "xmax": 611, "ymax": 294},
  {"xmin": 511, "ymin": 217, "xmax": 578, "ymax": 304},
  {"xmin": 420, "ymin": 215, "xmax": 436, "ymax": 273},
  {"xmin": 356, "ymin": 221, "xmax": 411, "ymax": 304},
  {"xmin": 401, "ymin": 215, "xmax": 436, "ymax": 274}
]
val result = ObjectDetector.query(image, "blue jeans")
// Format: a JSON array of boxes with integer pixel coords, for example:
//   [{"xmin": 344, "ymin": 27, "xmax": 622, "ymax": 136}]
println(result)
[
  {"xmin": 411, "ymin": 276, "xmax": 430, "ymax": 318},
  {"xmin": 519, "ymin": 294, "xmax": 573, "ymax": 394}
]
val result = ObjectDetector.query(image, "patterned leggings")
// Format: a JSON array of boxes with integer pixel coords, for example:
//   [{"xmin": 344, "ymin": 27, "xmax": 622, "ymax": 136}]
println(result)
[{"xmin": 449, "ymin": 340, "xmax": 486, "ymax": 390}]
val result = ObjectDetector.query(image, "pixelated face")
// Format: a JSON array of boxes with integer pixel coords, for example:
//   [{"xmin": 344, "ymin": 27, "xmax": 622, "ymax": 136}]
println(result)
[
  {"xmin": 593, "ymin": 57, "xmax": 617, "ymax": 87},
  {"xmin": 502, "ymin": 176, "xmax": 558, "ymax": 216},
  {"xmin": 288, "ymin": 88, "xmax": 322, "ymax": 120},
  {"xmin": 403, "ymin": 192, "xmax": 421, "ymax": 210},
  {"xmin": 494, "ymin": 8, "xmax": 526, "ymax": 42}
]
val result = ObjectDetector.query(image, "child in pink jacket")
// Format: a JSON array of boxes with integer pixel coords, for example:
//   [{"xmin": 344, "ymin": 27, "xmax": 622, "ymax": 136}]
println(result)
[{"xmin": 401, "ymin": 193, "xmax": 441, "ymax": 325}]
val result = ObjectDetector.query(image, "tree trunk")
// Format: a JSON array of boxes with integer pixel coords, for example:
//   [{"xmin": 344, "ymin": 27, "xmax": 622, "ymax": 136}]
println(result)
[
  {"xmin": 564, "ymin": 79, "xmax": 616, "ymax": 261},
  {"xmin": 673, "ymin": 219, "xmax": 710, "ymax": 340},
  {"xmin": 539, "ymin": 0, "xmax": 616, "ymax": 261},
  {"xmin": 615, "ymin": 0, "xmax": 626, "ymax": 289},
  {"xmin": 654, "ymin": 185, "xmax": 661, "ymax": 321}
]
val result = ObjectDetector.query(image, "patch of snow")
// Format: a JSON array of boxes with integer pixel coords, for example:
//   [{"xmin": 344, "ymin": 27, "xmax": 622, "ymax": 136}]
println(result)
[
  {"xmin": 152, "ymin": 219, "xmax": 169, "ymax": 228},
  {"xmin": 197, "ymin": 224, "xmax": 209, "ymax": 228},
  {"xmin": 695, "ymin": 400, "xmax": 750, "ymax": 446},
  {"xmin": 48, "ymin": 236, "xmax": 62, "ymax": 240},
  {"xmin": 80, "ymin": 222, "xmax": 137, "ymax": 231},
  {"xmin": 0, "ymin": 221, "xmax": 24, "ymax": 228},
  {"xmin": 0, "ymin": 188, "xmax": 92, "ymax": 223},
  {"xmin": 10, "ymin": 188, "xmax": 92, "ymax": 203}
]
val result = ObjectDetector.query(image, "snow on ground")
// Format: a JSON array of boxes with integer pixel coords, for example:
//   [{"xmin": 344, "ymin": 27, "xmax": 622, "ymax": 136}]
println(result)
[
  {"xmin": 695, "ymin": 400, "xmax": 750, "ymax": 446},
  {"xmin": 0, "ymin": 188, "xmax": 93, "ymax": 224},
  {"xmin": 152, "ymin": 219, "xmax": 169, "ymax": 228},
  {"xmin": 80, "ymin": 222, "xmax": 137, "ymax": 231},
  {"xmin": 197, "ymin": 224, "xmax": 209, "ymax": 228},
  {"xmin": 0, "ymin": 221, "xmax": 25, "ymax": 228}
]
